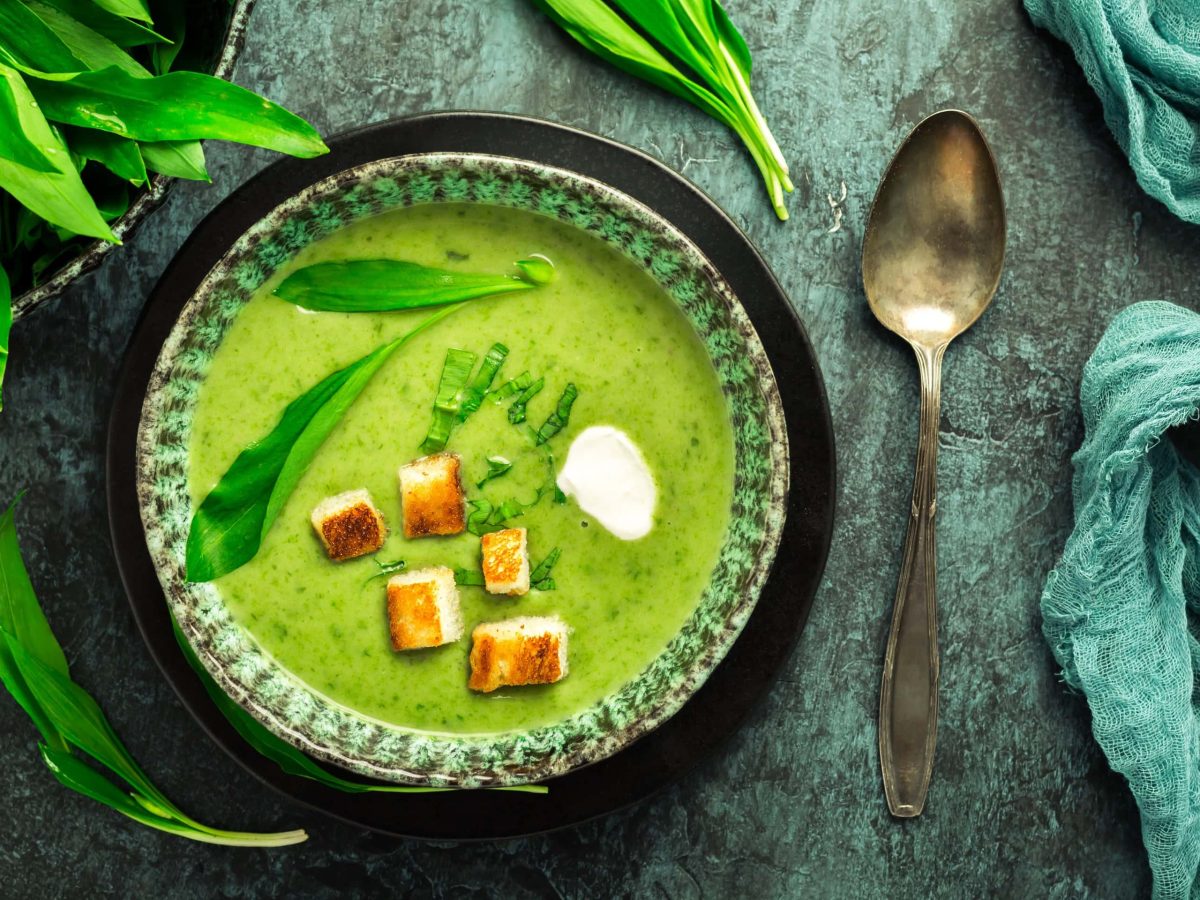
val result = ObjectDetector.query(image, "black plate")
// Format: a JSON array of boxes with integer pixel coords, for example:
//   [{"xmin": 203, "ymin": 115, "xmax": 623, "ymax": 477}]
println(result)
[{"xmin": 106, "ymin": 112, "xmax": 835, "ymax": 840}]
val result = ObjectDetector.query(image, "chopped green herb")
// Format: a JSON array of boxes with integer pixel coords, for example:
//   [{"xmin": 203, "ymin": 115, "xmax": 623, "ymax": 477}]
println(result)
[
  {"xmin": 491, "ymin": 370, "xmax": 532, "ymax": 401},
  {"xmin": 476, "ymin": 455, "xmax": 513, "ymax": 489},
  {"xmin": 534, "ymin": 383, "xmax": 578, "ymax": 445},
  {"xmin": 458, "ymin": 343, "xmax": 509, "ymax": 421},
  {"xmin": 186, "ymin": 307, "xmax": 460, "ymax": 582},
  {"xmin": 274, "ymin": 260, "xmax": 538, "ymax": 313},
  {"xmin": 466, "ymin": 499, "xmax": 494, "ymax": 536},
  {"xmin": 508, "ymin": 376, "xmax": 545, "ymax": 425},
  {"xmin": 365, "ymin": 558, "xmax": 406, "ymax": 584},
  {"xmin": 530, "ymin": 547, "xmax": 562, "ymax": 591},
  {"xmin": 419, "ymin": 348, "xmax": 477, "ymax": 454},
  {"xmin": 466, "ymin": 489, "xmax": 552, "ymax": 536},
  {"xmin": 453, "ymin": 568, "xmax": 486, "ymax": 587},
  {"xmin": 0, "ymin": 496, "xmax": 310, "ymax": 845}
]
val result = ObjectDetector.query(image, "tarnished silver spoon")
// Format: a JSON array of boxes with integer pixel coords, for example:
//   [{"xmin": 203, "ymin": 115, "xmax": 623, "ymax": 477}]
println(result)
[{"xmin": 862, "ymin": 110, "xmax": 1006, "ymax": 817}]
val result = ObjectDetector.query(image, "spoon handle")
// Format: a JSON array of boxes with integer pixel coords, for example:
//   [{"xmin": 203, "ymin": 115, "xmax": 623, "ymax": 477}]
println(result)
[{"xmin": 879, "ymin": 342, "xmax": 944, "ymax": 817}]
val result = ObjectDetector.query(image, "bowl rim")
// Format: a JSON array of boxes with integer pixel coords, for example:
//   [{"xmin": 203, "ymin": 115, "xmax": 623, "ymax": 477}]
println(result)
[
  {"xmin": 12, "ymin": 0, "xmax": 259, "ymax": 320},
  {"xmin": 134, "ymin": 149, "xmax": 790, "ymax": 786}
]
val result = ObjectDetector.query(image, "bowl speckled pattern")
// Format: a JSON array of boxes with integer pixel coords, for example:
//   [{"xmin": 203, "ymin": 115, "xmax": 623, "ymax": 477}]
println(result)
[{"xmin": 134, "ymin": 153, "xmax": 788, "ymax": 786}]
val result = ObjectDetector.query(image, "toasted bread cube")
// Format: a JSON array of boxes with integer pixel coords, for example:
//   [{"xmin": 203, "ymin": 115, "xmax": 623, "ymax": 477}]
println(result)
[
  {"xmin": 310, "ymin": 489, "xmax": 387, "ymax": 561},
  {"xmin": 481, "ymin": 528, "xmax": 530, "ymax": 596},
  {"xmin": 468, "ymin": 616, "xmax": 569, "ymax": 692},
  {"xmin": 398, "ymin": 453, "xmax": 466, "ymax": 538},
  {"xmin": 386, "ymin": 566, "xmax": 464, "ymax": 651}
]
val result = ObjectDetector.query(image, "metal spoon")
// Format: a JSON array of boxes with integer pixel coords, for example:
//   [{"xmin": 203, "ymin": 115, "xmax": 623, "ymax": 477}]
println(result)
[{"xmin": 862, "ymin": 110, "xmax": 1006, "ymax": 817}]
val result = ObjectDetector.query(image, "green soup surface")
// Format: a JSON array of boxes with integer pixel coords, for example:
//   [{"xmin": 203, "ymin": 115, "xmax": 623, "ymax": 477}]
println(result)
[{"xmin": 188, "ymin": 203, "xmax": 734, "ymax": 735}]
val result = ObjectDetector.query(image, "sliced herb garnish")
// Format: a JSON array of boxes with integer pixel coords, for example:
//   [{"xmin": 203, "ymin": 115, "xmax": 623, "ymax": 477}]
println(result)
[
  {"xmin": 170, "ymin": 619, "xmax": 544, "ymax": 795},
  {"xmin": 458, "ymin": 343, "xmax": 509, "ymax": 421},
  {"xmin": 365, "ymin": 558, "xmax": 407, "ymax": 584},
  {"xmin": 492, "ymin": 371, "xmax": 532, "ymax": 401},
  {"xmin": 186, "ymin": 306, "xmax": 460, "ymax": 583},
  {"xmin": 534, "ymin": 383, "xmax": 578, "ymax": 445},
  {"xmin": 476, "ymin": 455, "xmax": 513, "ymax": 488},
  {"xmin": 0, "ymin": 497, "xmax": 309, "ymax": 845},
  {"xmin": 508, "ymin": 376, "xmax": 545, "ymax": 425},
  {"xmin": 526, "ymin": 0, "xmax": 792, "ymax": 219},
  {"xmin": 419, "ymin": 348, "xmax": 477, "ymax": 454},
  {"xmin": 466, "ymin": 499, "xmax": 495, "ymax": 536},
  {"xmin": 467, "ymin": 488, "xmax": 552, "ymax": 536},
  {"xmin": 453, "ymin": 567, "xmax": 486, "ymax": 587},
  {"xmin": 274, "ymin": 259, "xmax": 543, "ymax": 313},
  {"xmin": 530, "ymin": 547, "xmax": 562, "ymax": 591}
]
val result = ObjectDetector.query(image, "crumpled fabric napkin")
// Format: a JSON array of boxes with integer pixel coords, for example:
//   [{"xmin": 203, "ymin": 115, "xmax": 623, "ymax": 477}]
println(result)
[
  {"xmin": 1043, "ymin": 301, "xmax": 1200, "ymax": 899},
  {"xmin": 1025, "ymin": 0, "xmax": 1200, "ymax": 223}
]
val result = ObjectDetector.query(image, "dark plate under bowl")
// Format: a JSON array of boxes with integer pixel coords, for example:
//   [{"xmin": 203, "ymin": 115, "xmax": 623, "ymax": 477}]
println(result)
[{"xmin": 106, "ymin": 111, "xmax": 835, "ymax": 840}]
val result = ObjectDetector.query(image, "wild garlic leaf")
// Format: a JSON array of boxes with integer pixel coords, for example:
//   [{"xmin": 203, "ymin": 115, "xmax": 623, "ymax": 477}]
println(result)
[
  {"xmin": 6, "ymin": 633, "xmax": 179, "ymax": 811},
  {"xmin": 0, "ymin": 0, "xmax": 87, "ymax": 72},
  {"xmin": 0, "ymin": 63, "xmax": 115, "ymax": 240},
  {"xmin": 146, "ymin": 0, "xmax": 183, "ymax": 74},
  {"xmin": 275, "ymin": 260, "xmax": 535, "ymax": 313},
  {"xmin": 527, "ymin": 0, "xmax": 791, "ymax": 218},
  {"xmin": 0, "ymin": 498, "xmax": 307, "ymax": 845},
  {"xmin": 139, "ymin": 139, "xmax": 208, "ymax": 181},
  {"xmin": 63, "ymin": 126, "xmax": 147, "ymax": 185},
  {"xmin": 187, "ymin": 307, "xmax": 459, "ymax": 582},
  {"xmin": 39, "ymin": 0, "xmax": 168, "ymax": 47},
  {"xmin": 0, "ymin": 498, "xmax": 69, "ymax": 679},
  {"xmin": 24, "ymin": 1, "xmax": 151, "ymax": 77},
  {"xmin": 15, "ymin": 64, "xmax": 329, "ymax": 158},
  {"xmin": 0, "ymin": 267, "xmax": 10, "ymax": 411},
  {"xmin": 90, "ymin": 0, "xmax": 151, "ymax": 24},
  {"xmin": 0, "ymin": 501, "xmax": 65, "ymax": 749},
  {"xmin": 528, "ymin": 0, "xmax": 734, "ymax": 133},
  {"xmin": 0, "ymin": 74, "xmax": 57, "ymax": 172},
  {"xmin": 39, "ymin": 742, "xmax": 309, "ymax": 845}
]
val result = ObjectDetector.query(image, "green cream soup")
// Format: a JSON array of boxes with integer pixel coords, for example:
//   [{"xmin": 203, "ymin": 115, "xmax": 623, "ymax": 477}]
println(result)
[{"xmin": 189, "ymin": 203, "xmax": 735, "ymax": 735}]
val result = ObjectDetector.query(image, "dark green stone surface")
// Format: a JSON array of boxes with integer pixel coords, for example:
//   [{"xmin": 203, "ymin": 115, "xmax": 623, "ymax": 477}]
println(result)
[{"xmin": 1, "ymin": 0, "xmax": 1186, "ymax": 895}]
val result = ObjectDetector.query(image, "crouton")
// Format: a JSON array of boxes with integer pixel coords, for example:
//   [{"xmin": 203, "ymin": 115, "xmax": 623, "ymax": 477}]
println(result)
[
  {"xmin": 481, "ymin": 528, "xmax": 530, "ymax": 596},
  {"xmin": 310, "ymin": 489, "xmax": 387, "ymax": 561},
  {"xmin": 386, "ymin": 566, "xmax": 464, "ymax": 651},
  {"xmin": 468, "ymin": 616, "xmax": 569, "ymax": 692},
  {"xmin": 398, "ymin": 453, "xmax": 466, "ymax": 538}
]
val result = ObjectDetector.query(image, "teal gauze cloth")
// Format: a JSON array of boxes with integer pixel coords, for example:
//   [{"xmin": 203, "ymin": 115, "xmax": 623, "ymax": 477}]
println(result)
[
  {"xmin": 1043, "ymin": 302, "xmax": 1200, "ymax": 898},
  {"xmin": 1025, "ymin": 0, "xmax": 1200, "ymax": 223}
]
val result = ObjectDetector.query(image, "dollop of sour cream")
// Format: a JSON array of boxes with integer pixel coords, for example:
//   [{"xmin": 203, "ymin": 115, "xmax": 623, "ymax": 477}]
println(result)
[{"xmin": 557, "ymin": 426, "xmax": 656, "ymax": 540}]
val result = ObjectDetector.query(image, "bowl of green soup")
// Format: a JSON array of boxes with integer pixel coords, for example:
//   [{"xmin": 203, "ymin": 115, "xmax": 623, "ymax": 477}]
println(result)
[{"xmin": 135, "ymin": 152, "xmax": 788, "ymax": 786}]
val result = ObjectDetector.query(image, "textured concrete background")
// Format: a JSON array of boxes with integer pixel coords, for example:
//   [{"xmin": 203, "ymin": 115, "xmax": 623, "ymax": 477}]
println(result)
[{"xmin": 2, "ymin": 0, "xmax": 1192, "ymax": 896}]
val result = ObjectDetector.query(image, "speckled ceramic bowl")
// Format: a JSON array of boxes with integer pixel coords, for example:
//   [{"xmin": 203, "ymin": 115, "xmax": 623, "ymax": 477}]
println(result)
[{"xmin": 135, "ymin": 153, "xmax": 788, "ymax": 786}]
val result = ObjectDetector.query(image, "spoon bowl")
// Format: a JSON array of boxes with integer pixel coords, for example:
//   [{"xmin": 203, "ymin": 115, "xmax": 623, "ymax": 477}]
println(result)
[
  {"xmin": 863, "ymin": 111, "xmax": 1006, "ymax": 348},
  {"xmin": 863, "ymin": 109, "xmax": 1006, "ymax": 818}
]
